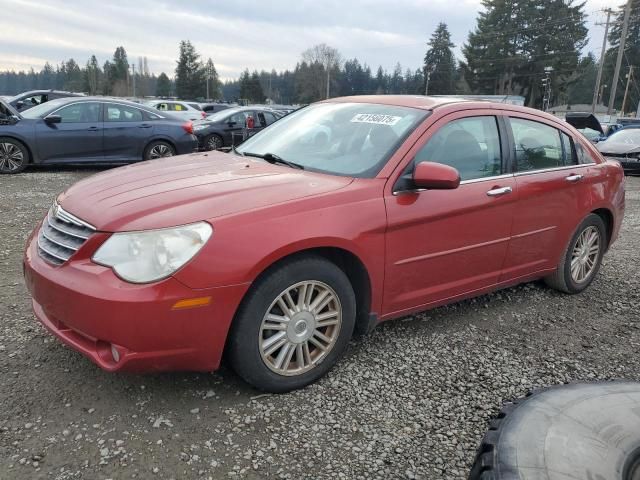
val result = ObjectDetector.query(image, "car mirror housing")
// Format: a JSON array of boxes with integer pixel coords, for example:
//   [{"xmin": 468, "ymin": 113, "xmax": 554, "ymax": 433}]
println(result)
[
  {"xmin": 44, "ymin": 115, "xmax": 62, "ymax": 124},
  {"xmin": 412, "ymin": 161, "xmax": 460, "ymax": 190}
]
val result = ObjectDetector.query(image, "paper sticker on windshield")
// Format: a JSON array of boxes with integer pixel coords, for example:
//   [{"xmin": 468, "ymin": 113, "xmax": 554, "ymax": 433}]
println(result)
[{"xmin": 350, "ymin": 113, "xmax": 401, "ymax": 126}]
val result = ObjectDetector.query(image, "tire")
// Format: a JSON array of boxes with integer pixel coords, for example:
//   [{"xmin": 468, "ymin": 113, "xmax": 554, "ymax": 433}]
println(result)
[
  {"xmin": 228, "ymin": 255, "xmax": 356, "ymax": 393},
  {"xmin": 469, "ymin": 382, "xmax": 640, "ymax": 480},
  {"xmin": 204, "ymin": 134, "xmax": 223, "ymax": 151},
  {"xmin": 544, "ymin": 213, "xmax": 606, "ymax": 294},
  {"xmin": 0, "ymin": 137, "xmax": 29, "ymax": 174},
  {"xmin": 143, "ymin": 141, "xmax": 175, "ymax": 160}
]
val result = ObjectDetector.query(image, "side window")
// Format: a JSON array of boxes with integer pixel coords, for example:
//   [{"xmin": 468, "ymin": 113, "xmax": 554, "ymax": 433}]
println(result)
[
  {"xmin": 414, "ymin": 116, "xmax": 502, "ymax": 181},
  {"xmin": 264, "ymin": 112, "xmax": 277, "ymax": 125},
  {"xmin": 22, "ymin": 95, "xmax": 45, "ymax": 107},
  {"xmin": 257, "ymin": 112, "xmax": 267, "ymax": 127},
  {"xmin": 561, "ymin": 133, "xmax": 577, "ymax": 165},
  {"xmin": 510, "ymin": 118, "xmax": 563, "ymax": 171},
  {"xmin": 575, "ymin": 141, "xmax": 593, "ymax": 164},
  {"xmin": 156, "ymin": 103, "xmax": 168, "ymax": 111},
  {"xmin": 172, "ymin": 103, "xmax": 186, "ymax": 112},
  {"xmin": 105, "ymin": 104, "xmax": 144, "ymax": 122},
  {"xmin": 55, "ymin": 103, "xmax": 101, "ymax": 123},
  {"xmin": 228, "ymin": 112, "xmax": 248, "ymax": 125}
]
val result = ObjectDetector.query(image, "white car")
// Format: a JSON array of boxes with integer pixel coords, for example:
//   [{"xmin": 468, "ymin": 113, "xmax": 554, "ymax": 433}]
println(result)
[{"xmin": 146, "ymin": 100, "xmax": 207, "ymax": 122}]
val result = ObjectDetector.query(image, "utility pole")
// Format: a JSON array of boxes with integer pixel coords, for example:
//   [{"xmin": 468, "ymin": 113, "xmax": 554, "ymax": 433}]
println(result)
[
  {"xmin": 621, "ymin": 65, "xmax": 634, "ymax": 117},
  {"xmin": 608, "ymin": 0, "xmax": 633, "ymax": 115},
  {"xmin": 424, "ymin": 64, "xmax": 435, "ymax": 95},
  {"xmin": 592, "ymin": 8, "xmax": 613, "ymax": 113},
  {"xmin": 542, "ymin": 67, "xmax": 553, "ymax": 111}
]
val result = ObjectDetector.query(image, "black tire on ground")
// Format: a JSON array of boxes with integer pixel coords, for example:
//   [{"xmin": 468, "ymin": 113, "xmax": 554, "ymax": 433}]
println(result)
[
  {"xmin": 143, "ymin": 140, "xmax": 176, "ymax": 160},
  {"xmin": 544, "ymin": 213, "xmax": 606, "ymax": 294},
  {"xmin": 469, "ymin": 382, "xmax": 640, "ymax": 480},
  {"xmin": 227, "ymin": 255, "xmax": 356, "ymax": 393},
  {"xmin": 204, "ymin": 134, "xmax": 223, "ymax": 151},
  {"xmin": 0, "ymin": 137, "xmax": 29, "ymax": 174}
]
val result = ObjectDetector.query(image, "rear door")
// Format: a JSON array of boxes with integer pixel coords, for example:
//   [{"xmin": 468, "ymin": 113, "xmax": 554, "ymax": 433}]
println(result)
[
  {"xmin": 35, "ymin": 102, "xmax": 103, "ymax": 162},
  {"xmin": 500, "ymin": 115, "xmax": 592, "ymax": 281},
  {"xmin": 383, "ymin": 111, "xmax": 516, "ymax": 315},
  {"xmin": 103, "ymin": 102, "xmax": 153, "ymax": 161}
]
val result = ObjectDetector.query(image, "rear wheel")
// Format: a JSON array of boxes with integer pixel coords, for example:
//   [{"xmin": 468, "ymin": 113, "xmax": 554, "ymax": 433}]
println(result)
[
  {"xmin": 228, "ymin": 256, "xmax": 356, "ymax": 392},
  {"xmin": 144, "ymin": 141, "xmax": 175, "ymax": 160},
  {"xmin": 204, "ymin": 134, "xmax": 223, "ymax": 151},
  {"xmin": 544, "ymin": 214, "xmax": 606, "ymax": 294},
  {"xmin": 0, "ymin": 137, "xmax": 28, "ymax": 174}
]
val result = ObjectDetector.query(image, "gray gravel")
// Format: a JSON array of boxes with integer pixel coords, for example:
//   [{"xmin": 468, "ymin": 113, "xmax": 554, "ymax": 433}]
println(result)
[{"xmin": 1, "ymin": 166, "xmax": 639, "ymax": 480}]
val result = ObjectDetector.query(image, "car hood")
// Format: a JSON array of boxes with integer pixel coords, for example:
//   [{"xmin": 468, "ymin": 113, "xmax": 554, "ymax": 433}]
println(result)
[
  {"xmin": 57, "ymin": 152, "xmax": 354, "ymax": 232},
  {"xmin": 597, "ymin": 141, "xmax": 640, "ymax": 155},
  {"xmin": 565, "ymin": 112, "xmax": 604, "ymax": 134}
]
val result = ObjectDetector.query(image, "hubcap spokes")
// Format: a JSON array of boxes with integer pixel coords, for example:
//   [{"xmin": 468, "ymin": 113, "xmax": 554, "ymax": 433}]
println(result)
[
  {"xmin": 259, "ymin": 281, "xmax": 342, "ymax": 376},
  {"xmin": 150, "ymin": 145, "xmax": 172, "ymax": 159},
  {"xmin": 0, "ymin": 143, "xmax": 24, "ymax": 171},
  {"xmin": 570, "ymin": 226, "xmax": 600, "ymax": 283}
]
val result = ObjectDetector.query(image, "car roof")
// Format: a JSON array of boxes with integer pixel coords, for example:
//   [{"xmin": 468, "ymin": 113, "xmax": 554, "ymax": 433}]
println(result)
[{"xmin": 322, "ymin": 95, "xmax": 472, "ymax": 110}]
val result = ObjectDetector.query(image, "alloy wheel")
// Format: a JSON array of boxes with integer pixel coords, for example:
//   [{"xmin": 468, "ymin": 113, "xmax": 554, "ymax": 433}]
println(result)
[
  {"xmin": 207, "ymin": 136, "xmax": 222, "ymax": 150},
  {"xmin": 0, "ymin": 142, "xmax": 24, "ymax": 172},
  {"xmin": 149, "ymin": 144, "xmax": 173, "ymax": 159},
  {"xmin": 570, "ymin": 225, "xmax": 600, "ymax": 283},
  {"xmin": 259, "ymin": 281, "xmax": 342, "ymax": 376}
]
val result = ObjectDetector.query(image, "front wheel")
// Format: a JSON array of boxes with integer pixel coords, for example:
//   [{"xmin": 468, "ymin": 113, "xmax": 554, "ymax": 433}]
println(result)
[
  {"xmin": 144, "ymin": 141, "xmax": 175, "ymax": 160},
  {"xmin": 0, "ymin": 137, "xmax": 29, "ymax": 174},
  {"xmin": 204, "ymin": 134, "xmax": 223, "ymax": 151},
  {"xmin": 545, "ymin": 214, "xmax": 606, "ymax": 294},
  {"xmin": 228, "ymin": 256, "xmax": 356, "ymax": 392}
]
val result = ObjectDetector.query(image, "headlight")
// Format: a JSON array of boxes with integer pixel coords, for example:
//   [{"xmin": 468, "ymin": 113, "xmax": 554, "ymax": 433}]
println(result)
[
  {"xmin": 193, "ymin": 124, "xmax": 208, "ymax": 131},
  {"xmin": 92, "ymin": 222, "xmax": 212, "ymax": 283}
]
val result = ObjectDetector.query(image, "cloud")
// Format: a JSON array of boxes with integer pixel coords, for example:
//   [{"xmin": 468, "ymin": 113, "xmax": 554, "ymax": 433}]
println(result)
[{"xmin": 0, "ymin": 0, "xmax": 627, "ymax": 80}]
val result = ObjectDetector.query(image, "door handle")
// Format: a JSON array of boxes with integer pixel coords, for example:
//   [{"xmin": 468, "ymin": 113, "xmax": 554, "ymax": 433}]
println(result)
[
  {"xmin": 486, "ymin": 186, "xmax": 513, "ymax": 197},
  {"xmin": 138, "ymin": 124, "xmax": 152, "ymax": 129},
  {"xmin": 87, "ymin": 126, "xmax": 99, "ymax": 131},
  {"xmin": 565, "ymin": 174, "xmax": 583, "ymax": 183}
]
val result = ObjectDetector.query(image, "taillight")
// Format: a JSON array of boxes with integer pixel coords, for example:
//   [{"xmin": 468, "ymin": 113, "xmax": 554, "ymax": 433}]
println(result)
[
  {"xmin": 182, "ymin": 122, "xmax": 194, "ymax": 135},
  {"xmin": 201, "ymin": 111, "xmax": 206, "ymax": 119}
]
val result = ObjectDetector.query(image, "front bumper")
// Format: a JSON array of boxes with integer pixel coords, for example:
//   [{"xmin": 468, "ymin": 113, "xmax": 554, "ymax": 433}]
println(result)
[
  {"xmin": 23, "ymin": 226, "xmax": 249, "ymax": 373},
  {"xmin": 604, "ymin": 156, "xmax": 640, "ymax": 174}
]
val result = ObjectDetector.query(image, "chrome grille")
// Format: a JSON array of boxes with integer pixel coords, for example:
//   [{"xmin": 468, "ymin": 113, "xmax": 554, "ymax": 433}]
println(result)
[{"xmin": 37, "ymin": 202, "xmax": 96, "ymax": 265}]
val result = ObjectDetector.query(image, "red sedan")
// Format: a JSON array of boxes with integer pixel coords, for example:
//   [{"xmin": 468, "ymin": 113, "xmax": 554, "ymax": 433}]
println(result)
[{"xmin": 23, "ymin": 96, "xmax": 625, "ymax": 392}]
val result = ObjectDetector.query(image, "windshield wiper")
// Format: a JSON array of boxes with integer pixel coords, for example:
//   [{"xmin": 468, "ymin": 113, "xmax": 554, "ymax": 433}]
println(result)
[{"xmin": 242, "ymin": 152, "xmax": 304, "ymax": 170}]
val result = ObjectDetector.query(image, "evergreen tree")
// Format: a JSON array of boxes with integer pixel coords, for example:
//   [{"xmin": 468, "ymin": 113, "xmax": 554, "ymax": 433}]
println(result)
[
  {"xmin": 204, "ymin": 57, "xmax": 221, "ymax": 100},
  {"xmin": 424, "ymin": 22, "xmax": 456, "ymax": 95},
  {"xmin": 84, "ymin": 55, "xmax": 101, "ymax": 94},
  {"xmin": 156, "ymin": 72, "xmax": 172, "ymax": 97},
  {"xmin": 175, "ymin": 40, "xmax": 206, "ymax": 99},
  {"xmin": 464, "ymin": 0, "xmax": 587, "ymax": 107},
  {"xmin": 566, "ymin": 54, "xmax": 598, "ymax": 105},
  {"xmin": 110, "ymin": 46, "xmax": 130, "ymax": 96}
]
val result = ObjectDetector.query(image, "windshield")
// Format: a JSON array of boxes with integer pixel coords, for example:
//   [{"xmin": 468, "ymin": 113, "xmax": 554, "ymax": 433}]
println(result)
[
  {"xmin": 20, "ymin": 98, "xmax": 68, "ymax": 119},
  {"xmin": 605, "ymin": 129, "xmax": 640, "ymax": 145},
  {"xmin": 236, "ymin": 102, "xmax": 427, "ymax": 177}
]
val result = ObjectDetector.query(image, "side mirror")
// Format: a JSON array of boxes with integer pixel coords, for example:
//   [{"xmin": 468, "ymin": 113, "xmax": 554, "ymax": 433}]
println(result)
[
  {"xmin": 15, "ymin": 101, "xmax": 24, "ymax": 109},
  {"xmin": 412, "ymin": 161, "xmax": 460, "ymax": 190},
  {"xmin": 44, "ymin": 115, "xmax": 62, "ymax": 124}
]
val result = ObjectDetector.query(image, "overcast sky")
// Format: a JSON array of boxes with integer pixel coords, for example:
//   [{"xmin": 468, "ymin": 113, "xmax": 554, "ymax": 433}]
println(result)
[{"xmin": 0, "ymin": 0, "xmax": 626, "ymax": 81}]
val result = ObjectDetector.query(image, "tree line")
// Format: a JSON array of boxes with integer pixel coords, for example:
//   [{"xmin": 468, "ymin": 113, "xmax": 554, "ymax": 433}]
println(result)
[{"xmin": 0, "ymin": 0, "xmax": 637, "ymax": 112}]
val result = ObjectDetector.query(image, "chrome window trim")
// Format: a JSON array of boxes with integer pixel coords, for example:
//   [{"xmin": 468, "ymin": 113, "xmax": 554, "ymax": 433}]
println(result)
[
  {"xmin": 459, "ymin": 173, "xmax": 514, "ymax": 185},
  {"xmin": 513, "ymin": 163, "xmax": 594, "ymax": 177}
]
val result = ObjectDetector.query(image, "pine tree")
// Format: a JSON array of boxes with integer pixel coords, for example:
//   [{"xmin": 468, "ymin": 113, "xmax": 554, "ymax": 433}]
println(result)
[
  {"xmin": 463, "ymin": 0, "xmax": 587, "ymax": 107},
  {"xmin": 424, "ymin": 22, "xmax": 456, "ymax": 95},
  {"xmin": 175, "ymin": 40, "xmax": 206, "ymax": 99},
  {"xmin": 156, "ymin": 72, "xmax": 171, "ymax": 97},
  {"xmin": 110, "ymin": 46, "xmax": 130, "ymax": 96},
  {"xmin": 204, "ymin": 58, "xmax": 221, "ymax": 100},
  {"xmin": 84, "ymin": 55, "xmax": 101, "ymax": 95}
]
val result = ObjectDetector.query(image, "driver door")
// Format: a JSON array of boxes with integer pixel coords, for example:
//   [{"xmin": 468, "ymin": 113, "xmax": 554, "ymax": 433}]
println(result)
[{"xmin": 383, "ymin": 112, "xmax": 516, "ymax": 316}]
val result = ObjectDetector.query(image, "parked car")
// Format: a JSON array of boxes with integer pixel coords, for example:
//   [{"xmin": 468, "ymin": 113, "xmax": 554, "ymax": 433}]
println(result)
[
  {"xmin": 193, "ymin": 106, "xmax": 282, "ymax": 150},
  {"xmin": 565, "ymin": 112, "xmax": 604, "ymax": 143},
  {"xmin": 0, "ymin": 97, "xmax": 197, "ymax": 173},
  {"xmin": 0, "ymin": 97, "xmax": 19, "ymax": 125},
  {"xmin": 146, "ymin": 100, "xmax": 207, "ymax": 121},
  {"xmin": 8, "ymin": 89, "xmax": 84, "ymax": 112},
  {"xmin": 200, "ymin": 103, "xmax": 233, "ymax": 115},
  {"xmin": 23, "ymin": 96, "xmax": 624, "ymax": 392},
  {"xmin": 597, "ymin": 127, "xmax": 640, "ymax": 174}
]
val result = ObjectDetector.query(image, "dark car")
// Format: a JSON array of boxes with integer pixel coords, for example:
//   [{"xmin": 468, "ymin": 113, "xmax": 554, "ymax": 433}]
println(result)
[
  {"xmin": 597, "ymin": 128, "xmax": 640, "ymax": 174},
  {"xmin": 201, "ymin": 103, "xmax": 233, "ymax": 115},
  {"xmin": 0, "ymin": 98, "xmax": 20, "ymax": 125},
  {"xmin": 565, "ymin": 112, "xmax": 604, "ymax": 144},
  {"xmin": 9, "ymin": 89, "xmax": 85, "ymax": 112},
  {"xmin": 192, "ymin": 106, "xmax": 282, "ymax": 150},
  {"xmin": 0, "ymin": 97, "xmax": 197, "ymax": 174}
]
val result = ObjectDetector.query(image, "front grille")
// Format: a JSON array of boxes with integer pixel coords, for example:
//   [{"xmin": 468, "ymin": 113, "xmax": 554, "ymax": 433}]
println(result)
[{"xmin": 37, "ymin": 202, "xmax": 96, "ymax": 266}]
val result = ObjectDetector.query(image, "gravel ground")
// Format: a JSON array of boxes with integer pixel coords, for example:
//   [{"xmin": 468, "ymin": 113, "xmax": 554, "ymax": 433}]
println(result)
[{"xmin": 1, "ymin": 167, "xmax": 639, "ymax": 480}]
